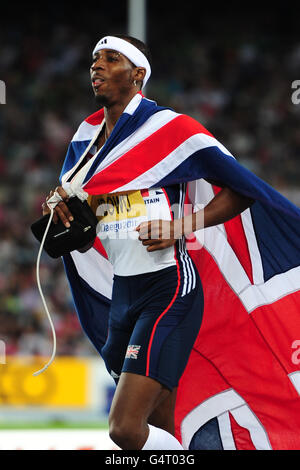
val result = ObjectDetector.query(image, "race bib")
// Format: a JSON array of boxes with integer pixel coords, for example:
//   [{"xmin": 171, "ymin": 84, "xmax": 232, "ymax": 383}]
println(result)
[{"xmin": 88, "ymin": 191, "xmax": 147, "ymax": 237}]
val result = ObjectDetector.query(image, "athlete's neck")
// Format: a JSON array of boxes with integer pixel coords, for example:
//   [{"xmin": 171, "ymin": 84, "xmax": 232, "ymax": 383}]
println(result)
[{"xmin": 104, "ymin": 90, "xmax": 139, "ymax": 138}]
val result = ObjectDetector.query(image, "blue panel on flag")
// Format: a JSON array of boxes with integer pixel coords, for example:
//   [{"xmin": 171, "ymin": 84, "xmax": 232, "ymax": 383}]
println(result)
[
  {"xmin": 59, "ymin": 140, "xmax": 91, "ymax": 182},
  {"xmin": 251, "ymin": 202, "xmax": 300, "ymax": 282},
  {"xmin": 62, "ymin": 253, "xmax": 110, "ymax": 356},
  {"xmin": 189, "ymin": 417, "xmax": 224, "ymax": 450}
]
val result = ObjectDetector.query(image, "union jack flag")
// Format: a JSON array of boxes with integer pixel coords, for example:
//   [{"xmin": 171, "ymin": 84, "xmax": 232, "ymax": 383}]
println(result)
[
  {"xmin": 60, "ymin": 93, "xmax": 300, "ymax": 450},
  {"xmin": 125, "ymin": 345, "xmax": 141, "ymax": 360}
]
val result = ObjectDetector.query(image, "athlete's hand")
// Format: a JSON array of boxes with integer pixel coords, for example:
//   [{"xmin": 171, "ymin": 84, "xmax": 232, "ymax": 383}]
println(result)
[
  {"xmin": 136, "ymin": 219, "xmax": 183, "ymax": 252},
  {"xmin": 42, "ymin": 186, "xmax": 74, "ymax": 228}
]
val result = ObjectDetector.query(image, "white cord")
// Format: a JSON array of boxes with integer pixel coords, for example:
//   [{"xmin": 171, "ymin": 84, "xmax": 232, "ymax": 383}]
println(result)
[{"xmin": 33, "ymin": 208, "xmax": 57, "ymax": 376}]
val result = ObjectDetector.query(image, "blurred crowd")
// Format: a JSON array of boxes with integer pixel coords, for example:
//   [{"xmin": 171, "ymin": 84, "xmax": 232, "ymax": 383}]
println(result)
[{"xmin": 0, "ymin": 12, "xmax": 300, "ymax": 358}]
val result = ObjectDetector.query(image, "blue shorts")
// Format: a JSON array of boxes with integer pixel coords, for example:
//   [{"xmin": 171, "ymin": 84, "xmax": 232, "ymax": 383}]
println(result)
[{"xmin": 101, "ymin": 263, "xmax": 204, "ymax": 391}]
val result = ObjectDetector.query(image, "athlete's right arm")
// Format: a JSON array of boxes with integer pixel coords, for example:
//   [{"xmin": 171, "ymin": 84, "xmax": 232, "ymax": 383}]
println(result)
[{"xmin": 42, "ymin": 186, "xmax": 74, "ymax": 228}]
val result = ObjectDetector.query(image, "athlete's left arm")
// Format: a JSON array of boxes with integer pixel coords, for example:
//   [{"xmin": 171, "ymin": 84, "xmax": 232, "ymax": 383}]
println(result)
[{"xmin": 136, "ymin": 186, "xmax": 254, "ymax": 252}]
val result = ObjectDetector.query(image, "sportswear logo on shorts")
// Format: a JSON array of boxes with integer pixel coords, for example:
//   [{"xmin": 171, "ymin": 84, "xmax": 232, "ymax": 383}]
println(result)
[
  {"xmin": 111, "ymin": 370, "xmax": 120, "ymax": 379},
  {"xmin": 125, "ymin": 345, "xmax": 141, "ymax": 360}
]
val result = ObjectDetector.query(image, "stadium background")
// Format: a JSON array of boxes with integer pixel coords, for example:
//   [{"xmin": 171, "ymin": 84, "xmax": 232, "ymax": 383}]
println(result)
[{"xmin": 0, "ymin": 0, "xmax": 299, "ymax": 449}]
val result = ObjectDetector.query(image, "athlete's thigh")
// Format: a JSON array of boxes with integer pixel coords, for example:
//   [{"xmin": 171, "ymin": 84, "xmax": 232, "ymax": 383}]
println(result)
[
  {"xmin": 148, "ymin": 387, "xmax": 178, "ymax": 435},
  {"xmin": 109, "ymin": 371, "xmax": 171, "ymax": 427}
]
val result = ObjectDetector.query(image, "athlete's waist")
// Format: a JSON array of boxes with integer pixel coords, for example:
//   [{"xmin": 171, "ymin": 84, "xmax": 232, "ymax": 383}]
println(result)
[
  {"xmin": 113, "ymin": 264, "xmax": 177, "ymax": 282},
  {"xmin": 112, "ymin": 252, "xmax": 199, "ymax": 299}
]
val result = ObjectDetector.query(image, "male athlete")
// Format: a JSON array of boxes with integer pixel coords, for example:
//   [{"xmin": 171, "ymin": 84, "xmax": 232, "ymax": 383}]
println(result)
[{"xmin": 42, "ymin": 35, "xmax": 253, "ymax": 450}]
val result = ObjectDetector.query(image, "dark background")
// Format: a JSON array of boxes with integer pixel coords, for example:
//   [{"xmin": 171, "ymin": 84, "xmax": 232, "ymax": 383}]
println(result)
[{"xmin": 0, "ymin": 0, "xmax": 299, "ymax": 357}]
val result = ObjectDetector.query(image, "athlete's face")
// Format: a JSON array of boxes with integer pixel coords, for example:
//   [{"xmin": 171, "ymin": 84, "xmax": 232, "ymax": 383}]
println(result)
[{"xmin": 90, "ymin": 49, "xmax": 136, "ymax": 107}]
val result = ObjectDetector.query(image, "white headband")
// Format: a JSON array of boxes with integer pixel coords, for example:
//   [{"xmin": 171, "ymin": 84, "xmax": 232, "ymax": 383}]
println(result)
[{"xmin": 92, "ymin": 36, "xmax": 151, "ymax": 88}]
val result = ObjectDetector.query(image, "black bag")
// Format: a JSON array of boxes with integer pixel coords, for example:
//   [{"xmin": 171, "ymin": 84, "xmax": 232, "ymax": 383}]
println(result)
[{"xmin": 31, "ymin": 196, "xmax": 98, "ymax": 258}]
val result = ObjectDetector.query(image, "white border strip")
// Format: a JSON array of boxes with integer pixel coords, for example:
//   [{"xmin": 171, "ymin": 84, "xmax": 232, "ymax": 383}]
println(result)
[
  {"xmin": 72, "ymin": 121, "xmax": 102, "ymax": 143},
  {"xmin": 288, "ymin": 371, "xmax": 300, "ymax": 395},
  {"xmin": 241, "ymin": 209, "xmax": 264, "ymax": 284},
  {"xmin": 198, "ymin": 226, "xmax": 251, "ymax": 294},
  {"xmin": 239, "ymin": 265, "xmax": 300, "ymax": 313},
  {"xmin": 71, "ymin": 248, "xmax": 113, "ymax": 300},
  {"xmin": 217, "ymin": 412, "xmax": 236, "ymax": 450},
  {"xmin": 230, "ymin": 404, "xmax": 272, "ymax": 450}
]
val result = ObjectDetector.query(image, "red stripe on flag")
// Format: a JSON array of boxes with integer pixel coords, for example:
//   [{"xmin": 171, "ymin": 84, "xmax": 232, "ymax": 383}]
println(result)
[
  {"xmin": 251, "ymin": 290, "xmax": 300, "ymax": 374},
  {"xmin": 141, "ymin": 189, "xmax": 149, "ymax": 197},
  {"xmin": 85, "ymin": 108, "xmax": 104, "ymax": 126},
  {"xmin": 212, "ymin": 185, "xmax": 254, "ymax": 283},
  {"xmin": 93, "ymin": 237, "xmax": 108, "ymax": 259},
  {"xmin": 224, "ymin": 216, "xmax": 254, "ymax": 284},
  {"xmin": 229, "ymin": 413, "xmax": 256, "ymax": 450},
  {"xmin": 83, "ymin": 114, "xmax": 213, "ymax": 195}
]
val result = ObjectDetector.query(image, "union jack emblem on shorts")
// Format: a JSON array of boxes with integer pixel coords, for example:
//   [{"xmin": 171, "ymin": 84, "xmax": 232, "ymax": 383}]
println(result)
[{"xmin": 125, "ymin": 345, "xmax": 141, "ymax": 360}]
